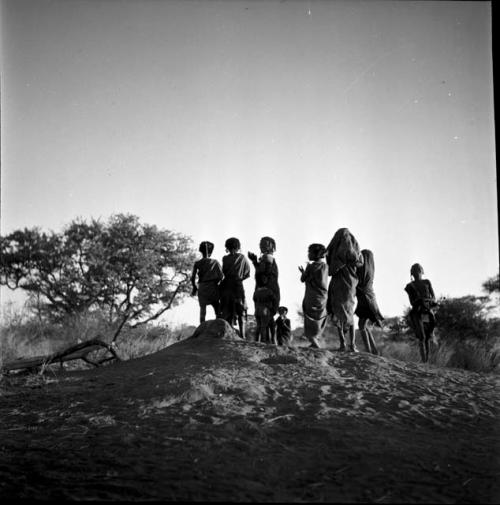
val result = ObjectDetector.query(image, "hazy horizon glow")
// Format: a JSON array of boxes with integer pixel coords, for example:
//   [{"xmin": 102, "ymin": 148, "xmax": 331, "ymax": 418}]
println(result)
[{"xmin": 1, "ymin": 0, "xmax": 497, "ymax": 328}]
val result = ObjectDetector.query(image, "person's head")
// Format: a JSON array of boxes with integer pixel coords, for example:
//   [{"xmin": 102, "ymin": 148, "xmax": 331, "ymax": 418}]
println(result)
[
  {"xmin": 308, "ymin": 243, "xmax": 326, "ymax": 261},
  {"xmin": 259, "ymin": 236, "xmax": 276, "ymax": 254},
  {"xmin": 410, "ymin": 263, "xmax": 424, "ymax": 280},
  {"xmin": 255, "ymin": 272, "xmax": 269, "ymax": 288},
  {"xmin": 278, "ymin": 306, "xmax": 288, "ymax": 317},
  {"xmin": 225, "ymin": 237, "xmax": 241, "ymax": 253},
  {"xmin": 199, "ymin": 241, "xmax": 214, "ymax": 258}
]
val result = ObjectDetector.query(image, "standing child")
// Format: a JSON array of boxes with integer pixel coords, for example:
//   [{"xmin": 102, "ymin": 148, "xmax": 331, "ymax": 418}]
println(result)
[
  {"xmin": 355, "ymin": 249, "xmax": 384, "ymax": 355},
  {"xmin": 191, "ymin": 241, "xmax": 224, "ymax": 323},
  {"xmin": 275, "ymin": 306, "xmax": 292, "ymax": 346},
  {"xmin": 220, "ymin": 237, "xmax": 251, "ymax": 339},
  {"xmin": 326, "ymin": 228, "xmax": 364, "ymax": 352},
  {"xmin": 299, "ymin": 243, "xmax": 329, "ymax": 348},
  {"xmin": 248, "ymin": 236, "xmax": 280, "ymax": 341},
  {"xmin": 404, "ymin": 263, "xmax": 438, "ymax": 363},
  {"xmin": 253, "ymin": 273, "xmax": 278, "ymax": 344}
]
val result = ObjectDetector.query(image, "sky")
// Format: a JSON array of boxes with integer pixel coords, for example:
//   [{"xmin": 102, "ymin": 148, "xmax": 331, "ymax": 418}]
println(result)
[{"xmin": 0, "ymin": 0, "xmax": 497, "ymax": 328}]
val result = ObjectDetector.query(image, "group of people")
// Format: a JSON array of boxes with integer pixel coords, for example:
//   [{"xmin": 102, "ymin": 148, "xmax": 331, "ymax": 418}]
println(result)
[{"xmin": 191, "ymin": 229, "xmax": 437, "ymax": 362}]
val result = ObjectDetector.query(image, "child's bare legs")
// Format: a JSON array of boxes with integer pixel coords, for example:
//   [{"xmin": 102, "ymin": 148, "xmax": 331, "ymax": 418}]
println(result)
[
  {"xmin": 268, "ymin": 318, "xmax": 277, "ymax": 345},
  {"xmin": 237, "ymin": 314, "xmax": 246, "ymax": 340},
  {"xmin": 199, "ymin": 304, "xmax": 207, "ymax": 324},
  {"xmin": 411, "ymin": 312, "xmax": 428, "ymax": 362},
  {"xmin": 212, "ymin": 300, "xmax": 221, "ymax": 319},
  {"xmin": 347, "ymin": 324, "xmax": 358, "ymax": 352},
  {"xmin": 255, "ymin": 318, "xmax": 263, "ymax": 342}
]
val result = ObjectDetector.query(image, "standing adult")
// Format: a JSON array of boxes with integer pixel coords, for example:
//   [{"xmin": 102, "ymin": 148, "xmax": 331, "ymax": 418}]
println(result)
[
  {"xmin": 355, "ymin": 249, "xmax": 384, "ymax": 355},
  {"xmin": 326, "ymin": 228, "xmax": 364, "ymax": 352}
]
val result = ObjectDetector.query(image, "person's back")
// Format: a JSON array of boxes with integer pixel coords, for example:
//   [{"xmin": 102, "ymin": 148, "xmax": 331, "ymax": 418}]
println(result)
[
  {"xmin": 405, "ymin": 278, "xmax": 436, "ymax": 313},
  {"xmin": 191, "ymin": 241, "xmax": 223, "ymax": 323},
  {"xmin": 222, "ymin": 252, "xmax": 250, "ymax": 283},
  {"xmin": 220, "ymin": 237, "xmax": 251, "ymax": 339},
  {"xmin": 195, "ymin": 257, "xmax": 223, "ymax": 284}
]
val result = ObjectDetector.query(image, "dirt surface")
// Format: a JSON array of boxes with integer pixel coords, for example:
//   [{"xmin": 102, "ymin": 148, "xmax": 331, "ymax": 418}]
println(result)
[{"xmin": 1, "ymin": 319, "xmax": 499, "ymax": 502}]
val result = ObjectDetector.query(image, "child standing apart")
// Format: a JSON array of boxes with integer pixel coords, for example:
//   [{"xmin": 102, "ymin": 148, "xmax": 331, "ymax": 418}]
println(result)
[
  {"xmin": 299, "ymin": 243, "xmax": 329, "ymax": 348},
  {"xmin": 220, "ymin": 237, "xmax": 251, "ymax": 339},
  {"xmin": 404, "ymin": 263, "xmax": 438, "ymax": 363},
  {"xmin": 275, "ymin": 306, "xmax": 292, "ymax": 346},
  {"xmin": 191, "ymin": 241, "xmax": 224, "ymax": 323},
  {"xmin": 253, "ymin": 273, "xmax": 278, "ymax": 344},
  {"xmin": 355, "ymin": 249, "xmax": 384, "ymax": 355}
]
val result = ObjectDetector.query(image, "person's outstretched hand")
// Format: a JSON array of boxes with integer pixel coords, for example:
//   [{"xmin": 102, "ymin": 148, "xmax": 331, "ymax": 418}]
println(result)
[{"xmin": 248, "ymin": 251, "xmax": 257, "ymax": 263}]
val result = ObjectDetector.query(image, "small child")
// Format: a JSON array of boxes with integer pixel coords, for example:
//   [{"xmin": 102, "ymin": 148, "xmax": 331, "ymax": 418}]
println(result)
[
  {"xmin": 253, "ymin": 273, "xmax": 278, "ymax": 344},
  {"xmin": 191, "ymin": 241, "xmax": 224, "ymax": 323},
  {"xmin": 299, "ymin": 243, "xmax": 329, "ymax": 348},
  {"xmin": 220, "ymin": 237, "xmax": 251, "ymax": 339},
  {"xmin": 404, "ymin": 263, "xmax": 438, "ymax": 363},
  {"xmin": 275, "ymin": 306, "xmax": 292, "ymax": 346}
]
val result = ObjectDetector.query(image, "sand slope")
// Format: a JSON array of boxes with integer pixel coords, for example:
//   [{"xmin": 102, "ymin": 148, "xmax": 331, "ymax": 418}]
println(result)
[{"xmin": 1, "ymin": 319, "xmax": 498, "ymax": 502}]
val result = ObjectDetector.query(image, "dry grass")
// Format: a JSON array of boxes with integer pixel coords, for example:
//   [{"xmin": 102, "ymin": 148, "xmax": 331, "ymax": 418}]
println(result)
[
  {"xmin": 379, "ymin": 335, "xmax": 500, "ymax": 373},
  {"xmin": 0, "ymin": 306, "xmax": 195, "ymax": 373}
]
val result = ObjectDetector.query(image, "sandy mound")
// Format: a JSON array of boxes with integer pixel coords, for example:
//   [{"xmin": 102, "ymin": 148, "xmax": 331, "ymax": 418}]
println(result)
[{"xmin": 1, "ymin": 319, "xmax": 499, "ymax": 502}]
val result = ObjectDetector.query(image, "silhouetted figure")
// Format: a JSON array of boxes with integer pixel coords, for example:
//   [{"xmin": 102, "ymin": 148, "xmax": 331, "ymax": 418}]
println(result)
[
  {"xmin": 253, "ymin": 273, "xmax": 278, "ymax": 344},
  {"xmin": 275, "ymin": 306, "xmax": 292, "ymax": 346},
  {"xmin": 299, "ymin": 243, "xmax": 329, "ymax": 348},
  {"xmin": 326, "ymin": 228, "xmax": 364, "ymax": 352},
  {"xmin": 191, "ymin": 241, "xmax": 223, "ymax": 323},
  {"xmin": 220, "ymin": 237, "xmax": 251, "ymax": 339},
  {"xmin": 404, "ymin": 263, "xmax": 437, "ymax": 363},
  {"xmin": 355, "ymin": 249, "xmax": 384, "ymax": 355},
  {"xmin": 248, "ymin": 236, "xmax": 280, "ymax": 342}
]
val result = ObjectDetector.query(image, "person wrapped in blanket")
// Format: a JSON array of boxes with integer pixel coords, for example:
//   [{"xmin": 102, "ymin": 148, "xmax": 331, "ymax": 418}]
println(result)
[
  {"xmin": 253, "ymin": 272, "xmax": 279, "ymax": 344},
  {"xmin": 355, "ymin": 249, "xmax": 384, "ymax": 355},
  {"xmin": 220, "ymin": 237, "xmax": 251, "ymax": 339},
  {"xmin": 191, "ymin": 241, "xmax": 224, "ymax": 323},
  {"xmin": 326, "ymin": 228, "xmax": 364, "ymax": 352},
  {"xmin": 299, "ymin": 243, "xmax": 329, "ymax": 348},
  {"xmin": 404, "ymin": 263, "xmax": 438, "ymax": 363},
  {"xmin": 248, "ymin": 236, "xmax": 280, "ymax": 339}
]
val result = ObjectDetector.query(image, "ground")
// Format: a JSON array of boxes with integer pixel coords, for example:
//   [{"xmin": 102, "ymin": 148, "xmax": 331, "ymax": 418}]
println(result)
[{"xmin": 0, "ymin": 319, "xmax": 499, "ymax": 502}]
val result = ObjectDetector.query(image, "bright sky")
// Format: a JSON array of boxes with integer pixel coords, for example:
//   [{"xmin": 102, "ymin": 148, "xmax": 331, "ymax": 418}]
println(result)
[{"xmin": 1, "ymin": 0, "xmax": 497, "ymax": 328}]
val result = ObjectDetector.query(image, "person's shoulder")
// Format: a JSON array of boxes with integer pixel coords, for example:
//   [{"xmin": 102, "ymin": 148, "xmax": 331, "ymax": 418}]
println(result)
[{"xmin": 261, "ymin": 253, "xmax": 274, "ymax": 263}]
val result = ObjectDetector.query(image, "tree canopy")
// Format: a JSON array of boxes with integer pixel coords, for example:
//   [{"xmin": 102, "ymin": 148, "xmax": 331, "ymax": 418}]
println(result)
[{"xmin": 0, "ymin": 214, "xmax": 197, "ymax": 342}]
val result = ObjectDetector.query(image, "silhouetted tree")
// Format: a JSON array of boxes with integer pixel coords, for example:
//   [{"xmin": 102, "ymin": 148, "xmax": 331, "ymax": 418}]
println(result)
[{"xmin": 0, "ymin": 214, "xmax": 197, "ymax": 342}]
